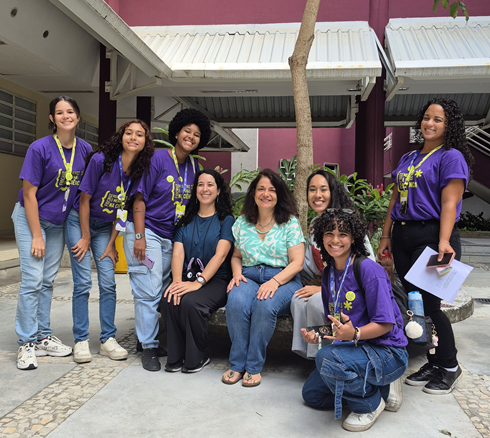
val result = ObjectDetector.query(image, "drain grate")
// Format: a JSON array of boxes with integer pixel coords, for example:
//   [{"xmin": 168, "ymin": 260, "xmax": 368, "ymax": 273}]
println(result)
[{"xmin": 474, "ymin": 298, "xmax": 490, "ymax": 304}]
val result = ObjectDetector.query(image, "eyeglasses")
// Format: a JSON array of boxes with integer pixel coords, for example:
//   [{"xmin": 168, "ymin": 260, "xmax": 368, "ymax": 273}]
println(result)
[{"xmin": 326, "ymin": 208, "xmax": 354, "ymax": 214}]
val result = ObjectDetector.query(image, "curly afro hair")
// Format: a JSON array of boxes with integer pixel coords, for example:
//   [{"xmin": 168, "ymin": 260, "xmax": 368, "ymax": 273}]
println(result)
[
  {"xmin": 414, "ymin": 97, "xmax": 474, "ymax": 178},
  {"xmin": 168, "ymin": 108, "xmax": 212, "ymax": 151},
  {"xmin": 312, "ymin": 209, "xmax": 368, "ymax": 267},
  {"xmin": 306, "ymin": 169, "xmax": 355, "ymax": 210},
  {"xmin": 178, "ymin": 169, "xmax": 233, "ymax": 227},
  {"xmin": 86, "ymin": 119, "xmax": 154, "ymax": 181}
]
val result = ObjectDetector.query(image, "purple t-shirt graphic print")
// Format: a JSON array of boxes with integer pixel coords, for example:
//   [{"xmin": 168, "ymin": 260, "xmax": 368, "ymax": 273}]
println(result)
[
  {"xmin": 73, "ymin": 152, "xmax": 131, "ymax": 222},
  {"xmin": 18, "ymin": 135, "xmax": 92, "ymax": 225},
  {"xmin": 129, "ymin": 149, "xmax": 196, "ymax": 240}
]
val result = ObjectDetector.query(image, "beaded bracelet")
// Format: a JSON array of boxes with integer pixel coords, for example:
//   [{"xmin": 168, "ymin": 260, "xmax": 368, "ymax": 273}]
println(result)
[
  {"xmin": 438, "ymin": 240, "xmax": 450, "ymax": 246},
  {"xmin": 353, "ymin": 327, "xmax": 361, "ymax": 347}
]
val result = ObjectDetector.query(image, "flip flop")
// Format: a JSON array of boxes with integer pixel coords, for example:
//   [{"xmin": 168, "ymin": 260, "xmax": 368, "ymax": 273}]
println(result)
[
  {"xmin": 242, "ymin": 372, "xmax": 261, "ymax": 387},
  {"xmin": 222, "ymin": 369, "xmax": 243, "ymax": 385}
]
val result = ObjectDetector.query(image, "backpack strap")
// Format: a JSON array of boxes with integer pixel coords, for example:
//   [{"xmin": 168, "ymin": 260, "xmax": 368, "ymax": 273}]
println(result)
[{"xmin": 352, "ymin": 254, "xmax": 368, "ymax": 293}]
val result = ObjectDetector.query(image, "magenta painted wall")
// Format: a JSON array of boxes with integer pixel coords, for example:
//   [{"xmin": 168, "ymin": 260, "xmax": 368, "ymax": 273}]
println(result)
[
  {"xmin": 199, "ymin": 151, "xmax": 232, "ymax": 183},
  {"xmin": 258, "ymin": 127, "xmax": 355, "ymax": 176}
]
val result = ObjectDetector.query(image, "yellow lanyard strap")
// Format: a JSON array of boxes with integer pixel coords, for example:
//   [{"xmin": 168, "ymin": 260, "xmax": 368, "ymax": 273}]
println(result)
[
  {"xmin": 53, "ymin": 134, "xmax": 76, "ymax": 185},
  {"xmin": 398, "ymin": 145, "xmax": 442, "ymax": 190}
]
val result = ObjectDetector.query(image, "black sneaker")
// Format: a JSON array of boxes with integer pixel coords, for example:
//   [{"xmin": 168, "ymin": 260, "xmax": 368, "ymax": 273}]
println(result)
[
  {"xmin": 165, "ymin": 360, "xmax": 184, "ymax": 373},
  {"xmin": 136, "ymin": 341, "xmax": 167, "ymax": 357},
  {"xmin": 423, "ymin": 366, "xmax": 462, "ymax": 395},
  {"xmin": 142, "ymin": 348, "xmax": 161, "ymax": 372},
  {"xmin": 405, "ymin": 363, "xmax": 439, "ymax": 387},
  {"xmin": 182, "ymin": 357, "xmax": 211, "ymax": 374}
]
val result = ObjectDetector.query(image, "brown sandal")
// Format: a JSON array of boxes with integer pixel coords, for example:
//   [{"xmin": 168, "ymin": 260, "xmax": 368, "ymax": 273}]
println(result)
[
  {"xmin": 242, "ymin": 372, "xmax": 261, "ymax": 387},
  {"xmin": 222, "ymin": 369, "xmax": 243, "ymax": 385}
]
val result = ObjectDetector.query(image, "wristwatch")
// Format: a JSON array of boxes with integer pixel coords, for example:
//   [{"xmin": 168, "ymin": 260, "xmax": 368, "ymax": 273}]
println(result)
[
  {"xmin": 135, "ymin": 233, "xmax": 145, "ymax": 240},
  {"xmin": 197, "ymin": 275, "xmax": 206, "ymax": 285}
]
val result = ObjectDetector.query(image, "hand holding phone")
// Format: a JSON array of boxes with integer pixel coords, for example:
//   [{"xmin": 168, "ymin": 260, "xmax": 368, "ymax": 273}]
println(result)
[
  {"xmin": 426, "ymin": 252, "xmax": 454, "ymax": 268},
  {"xmin": 142, "ymin": 254, "xmax": 155, "ymax": 270}
]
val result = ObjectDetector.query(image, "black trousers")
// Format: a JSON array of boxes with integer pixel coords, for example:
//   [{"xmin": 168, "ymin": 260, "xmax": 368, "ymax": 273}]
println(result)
[
  {"xmin": 392, "ymin": 219, "xmax": 460, "ymax": 368},
  {"xmin": 161, "ymin": 276, "xmax": 228, "ymax": 368}
]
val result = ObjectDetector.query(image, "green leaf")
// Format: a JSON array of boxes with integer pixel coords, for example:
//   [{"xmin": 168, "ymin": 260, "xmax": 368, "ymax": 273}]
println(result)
[
  {"xmin": 153, "ymin": 127, "xmax": 169, "ymax": 135},
  {"xmin": 190, "ymin": 154, "xmax": 206, "ymax": 161},
  {"xmin": 153, "ymin": 139, "xmax": 173, "ymax": 148},
  {"xmin": 449, "ymin": 1, "xmax": 459, "ymax": 18},
  {"xmin": 458, "ymin": 1, "xmax": 469, "ymax": 21},
  {"xmin": 442, "ymin": 0, "xmax": 449, "ymax": 8},
  {"xmin": 433, "ymin": 0, "xmax": 441, "ymax": 13}
]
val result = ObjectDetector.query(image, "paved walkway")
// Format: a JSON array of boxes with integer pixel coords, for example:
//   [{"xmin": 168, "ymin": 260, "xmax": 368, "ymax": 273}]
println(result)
[{"xmin": 0, "ymin": 265, "xmax": 489, "ymax": 438}]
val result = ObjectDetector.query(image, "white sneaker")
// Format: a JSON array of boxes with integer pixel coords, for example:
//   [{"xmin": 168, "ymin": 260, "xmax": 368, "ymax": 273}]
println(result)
[
  {"xmin": 100, "ymin": 337, "xmax": 128, "ymax": 361},
  {"xmin": 17, "ymin": 343, "xmax": 38, "ymax": 370},
  {"xmin": 342, "ymin": 398, "xmax": 385, "ymax": 432},
  {"xmin": 74, "ymin": 340, "xmax": 92, "ymax": 363},
  {"xmin": 35, "ymin": 335, "xmax": 72, "ymax": 357},
  {"xmin": 385, "ymin": 378, "xmax": 403, "ymax": 412}
]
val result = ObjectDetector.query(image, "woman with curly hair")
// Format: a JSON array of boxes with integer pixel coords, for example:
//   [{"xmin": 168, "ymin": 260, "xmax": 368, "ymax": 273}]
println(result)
[
  {"xmin": 13, "ymin": 96, "xmax": 92, "ymax": 370},
  {"xmin": 377, "ymin": 97, "xmax": 473, "ymax": 395},
  {"xmin": 302, "ymin": 209, "xmax": 408, "ymax": 432},
  {"xmin": 291, "ymin": 170, "xmax": 375, "ymax": 359},
  {"xmin": 65, "ymin": 119, "xmax": 154, "ymax": 363},
  {"xmin": 222, "ymin": 169, "xmax": 305, "ymax": 387},
  {"xmin": 123, "ymin": 108, "xmax": 211, "ymax": 372},
  {"xmin": 162, "ymin": 169, "xmax": 234, "ymax": 373}
]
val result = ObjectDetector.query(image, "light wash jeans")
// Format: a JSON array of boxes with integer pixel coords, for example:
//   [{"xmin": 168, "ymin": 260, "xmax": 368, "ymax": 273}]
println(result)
[
  {"xmin": 65, "ymin": 209, "xmax": 116, "ymax": 343},
  {"xmin": 12, "ymin": 202, "xmax": 65, "ymax": 345},
  {"xmin": 226, "ymin": 265, "xmax": 302, "ymax": 374},
  {"xmin": 302, "ymin": 342, "xmax": 408, "ymax": 419},
  {"xmin": 123, "ymin": 221, "xmax": 172, "ymax": 349}
]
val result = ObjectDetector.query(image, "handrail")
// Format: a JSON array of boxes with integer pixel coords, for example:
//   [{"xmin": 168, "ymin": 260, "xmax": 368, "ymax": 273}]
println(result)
[{"xmin": 466, "ymin": 126, "xmax": 490, "ymax": 158}]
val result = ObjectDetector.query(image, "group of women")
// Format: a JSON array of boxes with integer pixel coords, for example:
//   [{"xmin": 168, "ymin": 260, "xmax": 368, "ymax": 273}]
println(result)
[{"xmin": 14, "ymin": 95, "xmax": 472, "ymax": 432}]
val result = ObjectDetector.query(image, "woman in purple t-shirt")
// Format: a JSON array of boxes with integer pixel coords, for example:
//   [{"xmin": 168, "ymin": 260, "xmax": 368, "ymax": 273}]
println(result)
[
  {"xmin": 378, "ymin": 98, "xmax": 474, "ymax": 396},
  {"xmin": 123, "ymin": 108, "xmax": 211, "ymax": 372},
  {"xmin": 65, "ymin": 120, "xmax": 154, "ymax": 364},
  {"xmin": 12, "ymin": 96, "xmax": 92, "ymax": 371},
  {"xmin": 302, "ymin": 209, "xmax": 408, "ymax": 432}
]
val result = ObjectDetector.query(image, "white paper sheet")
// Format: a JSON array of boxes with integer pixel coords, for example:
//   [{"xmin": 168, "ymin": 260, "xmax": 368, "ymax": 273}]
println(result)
[{"xmin": 404, "ymin": 246, "xmax": 473, "ymax": 303}]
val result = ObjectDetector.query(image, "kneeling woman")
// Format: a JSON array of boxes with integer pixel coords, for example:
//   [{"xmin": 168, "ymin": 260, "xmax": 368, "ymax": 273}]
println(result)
[
  {"xmin": 223, "ymin": 169, "xmax": 305, "ymax": 387},
  {"xmin": 301, "ymin": 210, "xmax": 407, "ymax": 432},
  {"xmin": 163, "ymin": 170, "xmax": 234, "ymax": 373}
]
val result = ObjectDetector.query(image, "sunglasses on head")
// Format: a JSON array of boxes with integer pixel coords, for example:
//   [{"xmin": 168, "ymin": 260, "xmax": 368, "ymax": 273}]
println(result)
[{"xmin": 326, "ymin": 208, "xmax": 354, "ymax": 214}]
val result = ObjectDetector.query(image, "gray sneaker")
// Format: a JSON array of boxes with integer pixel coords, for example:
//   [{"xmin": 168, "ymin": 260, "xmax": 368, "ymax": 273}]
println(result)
[
  {"xmin": 17, "ymin": 342, "xmax": 38, "ymax": 370},
  {"xmin": 74, "ymin": 340, "xmax": 92, "ymax": 363}
]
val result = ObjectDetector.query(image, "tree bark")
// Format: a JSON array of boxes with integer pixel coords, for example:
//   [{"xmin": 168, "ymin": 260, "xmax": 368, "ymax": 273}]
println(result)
[{"xmin": 289, "ymin": 0, "xmax": 321, "ymax": 236}]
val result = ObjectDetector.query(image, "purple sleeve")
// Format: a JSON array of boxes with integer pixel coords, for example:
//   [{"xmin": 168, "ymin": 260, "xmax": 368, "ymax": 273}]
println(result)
[
  {"xmin": 439, "ymin": 149, "xmax": 469, "ymax": 190},
  {"xmin": 134, "ymin": 162, "xmax": 158, "ymax": 202},
  {"xmin": 19, "ymin": 145, "xmax": 44, "ymax": 187},
  {"xmin": 79, "ymin": 153, "xmax": 104, "ymax": 196}
]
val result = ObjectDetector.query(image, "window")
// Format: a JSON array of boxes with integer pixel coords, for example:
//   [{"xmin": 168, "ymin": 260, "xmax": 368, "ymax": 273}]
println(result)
[
  {"xmin": 76, "ymin": 121, "xmax": 99, "ymax": 148},
  {"xmin": 0, "ymin": 89, "xmax": 36, "ymax": 157},
  {"xmin": 323, "ymin": 163, "xmax": 339, "ymax": 177}
]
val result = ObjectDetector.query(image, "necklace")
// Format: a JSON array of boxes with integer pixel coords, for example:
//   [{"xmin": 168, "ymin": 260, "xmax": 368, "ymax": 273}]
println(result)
[
  {"xmin": 258, "ymin": 217, "xmax": 274, "ymax": 228},
  {"xmin": 255, "ymin": 227, "xmax": 271, "ymax": 234}
]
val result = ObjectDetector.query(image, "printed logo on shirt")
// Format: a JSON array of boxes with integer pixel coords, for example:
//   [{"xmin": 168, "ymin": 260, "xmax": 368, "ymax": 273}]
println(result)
[
  {"xmin": 55, "ymin": 169, "xmax": 83, "ymax": 190},
  {"xmin": 100, "ymin": 186, "xmax": 124, "ymax": 214},
  {"xmin": 396, "ymin": 168, "xmax": 422, "ymax": 190},
  {"xmin": 328, "ymin": 290, "xmax": 356, "ymax": 313}
]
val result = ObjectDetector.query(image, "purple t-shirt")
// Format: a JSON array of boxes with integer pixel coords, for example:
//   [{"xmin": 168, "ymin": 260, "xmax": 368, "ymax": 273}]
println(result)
[
  {"xmin": 18, "ymin": 135, "xmax": 92, "ymax": 225},
  {"xmin": 321, "ymin": 257, "xmax": 407, "ymax": 348},
  {"xmin": 391, "ymin": 147, "xmax": 469, "ymax": 222},
  {"xmin": 129, "ymin": 149, "xmax": 196, "ymax": 240},
  {"xmin": 73, "ymin": 152, "xmax": 131, "ymax": 222}
]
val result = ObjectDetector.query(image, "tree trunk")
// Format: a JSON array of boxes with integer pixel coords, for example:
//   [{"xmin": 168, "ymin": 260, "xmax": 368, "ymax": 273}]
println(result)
[{"xmin": 289, "ymin": 0, "xmax": 321, "ymax": 236}]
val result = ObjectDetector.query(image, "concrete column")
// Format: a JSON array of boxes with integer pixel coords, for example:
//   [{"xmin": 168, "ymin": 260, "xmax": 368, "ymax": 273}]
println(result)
[{"xmin": 98, "ymin": 44, "xmax": 117, "ymax": 146}]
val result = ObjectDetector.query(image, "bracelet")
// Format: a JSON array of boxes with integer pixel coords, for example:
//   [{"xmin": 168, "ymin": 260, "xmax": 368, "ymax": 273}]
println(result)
[
  {"xmin": 380, "ymin": 236, "xmax": 391, "ymax": 239},
  {"xmin": 353, "ymin": 327, "xmax": 361, "ymax": 347},
  {"xmin": 272, "ymin": 277, "xmax": 282, "ymax": 286},
  {"xmin": 438, "ymin": 240, "xmax": 450, "ymax": 246}
]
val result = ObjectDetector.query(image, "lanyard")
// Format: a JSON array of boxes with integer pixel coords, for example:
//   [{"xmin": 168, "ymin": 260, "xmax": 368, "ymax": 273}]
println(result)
[
  {"xmin": 118, "ymin": 154, "xmax": 131, "ymax": 207},
  {"xmin": 53, "ymin": 134, "xmax": 76, "ymax": 185},
  {"xmin": 329, "ymin": 253, "xmax": 354, "ymax": 319},
  {"xmin": 397, "ymin": 145, "xmax": 443, "ymax": 191},
  {"xmin": 170, "ymin": 149, "xmax": 189, "ymax": 202}
]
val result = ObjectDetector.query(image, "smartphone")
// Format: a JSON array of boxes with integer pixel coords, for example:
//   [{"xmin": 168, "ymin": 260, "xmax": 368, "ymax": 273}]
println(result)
[
  {"xmin": 426, "ymin": 252, "xmax": 454, "ymax": 268},
  {"xmin": 142, "ymin": 254, "xmax": 155, "ymax": 270}
]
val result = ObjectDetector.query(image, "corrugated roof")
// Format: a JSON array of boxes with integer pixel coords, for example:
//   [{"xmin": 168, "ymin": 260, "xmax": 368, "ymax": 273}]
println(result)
[
  {"xmin": 132, "ymin": 22, "xmax": 382, "ymax": 80},
  {"xmin": 385, "ymin": 17, "xmax": 490, "ymax": 77}
]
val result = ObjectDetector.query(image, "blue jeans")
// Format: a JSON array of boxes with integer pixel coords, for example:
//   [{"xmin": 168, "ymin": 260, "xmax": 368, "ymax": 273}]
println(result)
[
  {"xmin": 65, "ymin": 209, "xmax": 116, "ymax": 343},
  {"xmin": 226, "ymin": 265, "xmax": 302, "ymax": 374},
  {"xmin": 12, "ymin": 202, "xmax": 65, "ymax": 345},
  {"xmin": 302, "ymin": 342, "xmax": 408, "ymax": 419},
  {"xmin": 123, "ymin": 221, "xmax": 173, "ymax": 349}
]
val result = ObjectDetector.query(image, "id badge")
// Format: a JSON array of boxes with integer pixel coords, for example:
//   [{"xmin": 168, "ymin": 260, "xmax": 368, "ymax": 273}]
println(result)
[
  {"xmin": 400, "ymin": 190, "xmax": 408, "ymax": 204},
  {"xmin": 62, "ymin": 187, "xmax": 70, "ymax": 212},
  {"xmin": 115, "ymin": 209, "xmax": 128, "ymax": 232},
  {"xmin": 174, "ymin": 202, "xmax": 185, "ymax": 224}
]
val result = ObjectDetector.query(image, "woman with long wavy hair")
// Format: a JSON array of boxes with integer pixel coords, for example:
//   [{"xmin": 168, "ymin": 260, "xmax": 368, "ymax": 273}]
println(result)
[
  {"xmin": 65, "ymin": 119, "xmax": 154, "ymax": 364},
  {"xmin": 162, "ymin": 169, "xmax": 234, "ymax": 373},
  {"xmin": 378, "ymin": 97, "xmax": 474, "ymax": 395}
]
